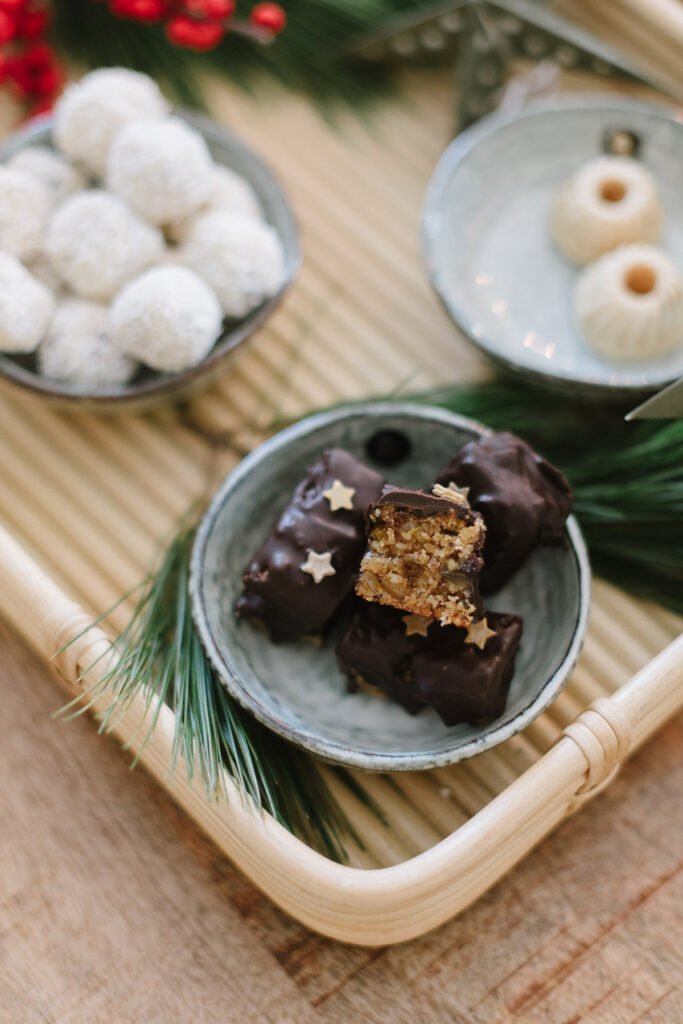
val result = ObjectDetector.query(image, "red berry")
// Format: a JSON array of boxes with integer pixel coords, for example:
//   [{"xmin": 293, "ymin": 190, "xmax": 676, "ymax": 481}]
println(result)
[
  {"xmin": 109, "ymin": 0, "xmax": 168, "ymax": 22},
  {"xmin": 19, "ymin": 6, "xmax": 50, "ymax": 40},
  {"xmin": 183, "ymin": 0, "xmax": 234, "ymax": 18},
  {"xmin": 0, "ymin": 9, "xmax": 18, "ymax": 43},
  {"xmin": 166, "ymin": 14, "xmax": 224, "ymax": 50},
  {"xmin": 0, "ymin": 0, "xmax": 25, "ymax": 14},
  {"xmin": 249, "ymin": 2, "xmax": 286, "ymax": 34}
]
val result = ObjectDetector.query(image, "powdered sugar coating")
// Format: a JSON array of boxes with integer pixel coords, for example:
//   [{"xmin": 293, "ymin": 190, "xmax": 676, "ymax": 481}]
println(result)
[
  {"xmin": 166, "ymin": 165, "xmax": 262, "ymax": 244},
  {"xmin": 109, "ymin": 265, "xmax": 223, "ymax": 372},
  {"xmin": 8, "ymin": 146, "xmax": 85, "ymax": 208},
  {"xmin": 181, "ymin": 211, "xmax": 284, "ymax": 317},
  {"xmin": 44, "ymin": 190, "xmax": 164, "ymax": 301},
  {"xmin": 0, "ymin": 252, "xmax": 55, "ymax": 352},
  {"xmin": 54, "ymin": 67, "xmax": 170, "ymax": 177},
  {"xmin": 39, "ymin": 299, "xmax": 137, "ymax": 387},
  {"xmin": 0, "ymin": 167, "xmax": 50, "ymax": 261},
  {"xmin": 107, "ymin": 117, "xmax": 213, "ymax": 227}
]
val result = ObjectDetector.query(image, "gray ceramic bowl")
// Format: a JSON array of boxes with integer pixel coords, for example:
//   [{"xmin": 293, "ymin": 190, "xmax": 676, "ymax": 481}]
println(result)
[
  {"xmin": 0, "ymin": 110, "xmax": 300, "ymax": 413},
  {"xmin": 423, "ymin": 95, "xmax": 683, "ymax": 400},
  {"xmin": 190, "ymin": 403, "xmax": 591, "ymax": 772}
]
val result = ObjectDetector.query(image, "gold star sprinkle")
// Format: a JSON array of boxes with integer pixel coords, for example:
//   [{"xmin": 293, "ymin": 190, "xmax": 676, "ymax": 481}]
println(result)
[
  {"xmin": 322, "ymin": 479, "xmax": 355, "ymax": 512},
  {"xmin": 402, "ymin": 613, "xmax": 431, "ymax": 637},
  {"xmin": 300, "ymin": 550, "xmax": 336, "ymax": 584},
  {"xmin": 433, "ymin": 482, "xmax": 470, "ymax": 506},
  {"xmin": 465, "ymin": 617, "xmax": 497, "ymax": 650}
]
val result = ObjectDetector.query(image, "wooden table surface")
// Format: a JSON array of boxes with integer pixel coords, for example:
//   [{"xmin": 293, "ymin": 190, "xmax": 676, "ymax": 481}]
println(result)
[{"xmin": 2, "ymin": 620, "xmax": 683, "ymax": 1024}]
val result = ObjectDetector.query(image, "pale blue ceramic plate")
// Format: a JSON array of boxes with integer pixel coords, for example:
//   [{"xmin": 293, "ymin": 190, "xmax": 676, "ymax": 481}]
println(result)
[
  {"xmin": 190, "ymin": 403, "xmax": 591, "ymax": 772},
  {"xmin": 423, "ymin": 96, "xmax": 683, "ymax": 399}
]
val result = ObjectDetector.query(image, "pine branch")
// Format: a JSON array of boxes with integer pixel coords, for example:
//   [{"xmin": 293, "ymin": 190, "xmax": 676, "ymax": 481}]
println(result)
[
  {"xmin": 406, "ymin": 381, "xmax": 683, "ymax": 615},
  {"xmin": 66, "ymin": 524, "xmax": 366, "ymax": 862},
  {"xmin": 51, "ymin": 0, "xmax": 432, "ymax": 110}
]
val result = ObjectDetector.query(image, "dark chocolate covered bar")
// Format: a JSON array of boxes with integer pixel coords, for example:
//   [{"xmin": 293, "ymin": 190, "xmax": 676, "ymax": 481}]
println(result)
[
  {"xmin": 436, "ymin": 432, "xmax": 572, "ymax": 594},
  {"xmin": 355, "ymin": 483, "xmax": 486, "ymax": 628},
  {"xmin": 337, "ymin": 601, "xmax": 523, "ymax": 726},
  {"xmin": 235, "ymin": 448, "xmax": 384, "ymax": 642}
]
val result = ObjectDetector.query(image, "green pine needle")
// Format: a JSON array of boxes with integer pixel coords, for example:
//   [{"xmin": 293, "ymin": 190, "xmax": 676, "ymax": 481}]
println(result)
[
  {"xmin": 51, "ymin": 0, "xmax": 431, "ymax": 110},
  {"xmin": 405, "ymin": 380, "xmax": 683, "ymax": 614},
  {"xmin": 64, "ymin": 524, "xmax": 367, "ymax": 862}
]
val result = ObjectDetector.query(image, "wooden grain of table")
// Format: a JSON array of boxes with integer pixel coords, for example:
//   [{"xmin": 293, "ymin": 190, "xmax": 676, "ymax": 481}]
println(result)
[{"xmin": 2, "ymin": 621, "xmax": 683, "ymax": 1024}]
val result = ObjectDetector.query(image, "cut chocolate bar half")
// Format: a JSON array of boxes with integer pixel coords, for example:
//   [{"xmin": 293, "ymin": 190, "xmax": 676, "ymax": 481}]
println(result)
[
  {"xmin": 356, "ymin": 483, "xmax": 486, "ymax": 628},
  {"xmin": 336, "ymin": 601, "xmax": 523, "ymax": 726},
  {"xmin": 235, "ymin": 448, "xmax": 384, "ymax": 642}
]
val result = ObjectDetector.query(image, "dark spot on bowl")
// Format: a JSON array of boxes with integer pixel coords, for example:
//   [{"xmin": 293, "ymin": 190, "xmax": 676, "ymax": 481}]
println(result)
[{"xmin": 365, "ymin": 429, "xmax": 412, "ymax": 466}]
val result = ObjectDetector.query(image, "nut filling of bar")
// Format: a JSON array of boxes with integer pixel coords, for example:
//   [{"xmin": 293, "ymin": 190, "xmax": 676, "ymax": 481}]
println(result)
[{"xmin": 356, "ymin": 483, "xmax": 486, "ymax": 628}]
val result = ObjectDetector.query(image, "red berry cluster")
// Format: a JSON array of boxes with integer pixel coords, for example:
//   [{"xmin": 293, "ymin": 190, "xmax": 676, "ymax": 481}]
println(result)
[
  {"xmin": 0, "ymin": 1, "xmax": 62, "ymax": 116},
  {"xmin": 105, "ymin": 0, "xmax": 286, "ymax": 51}
]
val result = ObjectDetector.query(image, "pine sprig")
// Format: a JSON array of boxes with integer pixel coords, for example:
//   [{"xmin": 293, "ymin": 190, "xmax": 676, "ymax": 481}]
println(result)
[
  {"xmin": 51, "ymin": 0, "xmax": 428, "ymax": 110},
  {"xmin": 406, "ymin": 381, "xmax": 683, "ymax": 614},
  {"xmin": 64, "ymin": 524, "xmax": 363, "ymax": 862}
]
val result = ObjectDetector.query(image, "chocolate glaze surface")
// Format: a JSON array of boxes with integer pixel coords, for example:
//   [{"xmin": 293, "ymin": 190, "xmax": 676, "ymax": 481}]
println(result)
[
  {"xmin": 372, "ymin": 484, "xmax": 478, "ymax": 522},
  {"xmin": 436, "ymin": 432, "xmax": 572, "ymax": 594},
  {"xmin": 235, "ymin": 448, "xmax": 384, "ymax": 642},
  {"xmin": 337, "ymin": 601, "xmax": 523, "ymax": 726}
]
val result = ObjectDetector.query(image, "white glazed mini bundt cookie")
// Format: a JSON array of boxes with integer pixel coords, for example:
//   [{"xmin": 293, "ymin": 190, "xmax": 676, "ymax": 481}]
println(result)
[
  {"xmin": 0, "ymin": 252, "xmax": 54, "ymax": 352},
  {"xmin": 109, "ymin": 265, "xmax": 223, "ymax": 372},
  {"xmin": 54, "ymin": 67, "xmax": 170, "ymax": 177},
  {"xmin": 0, "ymin": 167, "xmax": 50, "ymax": 261},
  {"xmin": 8, "ymin": 146, "xmax": 85, "ymax": 207},
  {"xmin": 166, "ymin": 165, "xmax": 262, "ymax": 244},
  {"xmin": 107, "ymin": 117, "xmax": 213, "ymax": 227},
  {"xmin": 182, "ymin": 211, "xmax": 284, "ymax": 317},
  {"xmin": 39, "ymin": 300, "xmax": 137, "ymax": 387},
  {"xmin": 551, "ymin": 157, "xmax": 662, "ymax": 266},
  {"xmin": 576, "ymin": 244, "xmax": 683, "ymax": 360},
  {"xmin": 44, "ymin": 190, "xmax": 164, "ymax": 301}
]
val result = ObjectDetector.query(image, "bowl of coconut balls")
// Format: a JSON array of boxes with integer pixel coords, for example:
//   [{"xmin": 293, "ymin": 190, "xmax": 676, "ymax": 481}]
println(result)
[{"xmin": 0, "ymin": 67, "xmax": 299, "ymax": 411}]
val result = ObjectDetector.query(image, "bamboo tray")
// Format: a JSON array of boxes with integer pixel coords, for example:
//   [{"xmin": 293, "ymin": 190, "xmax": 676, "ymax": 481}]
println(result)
[{"xmin": 0, "ymin": 70, "xmax": 681, "ymax": 947}]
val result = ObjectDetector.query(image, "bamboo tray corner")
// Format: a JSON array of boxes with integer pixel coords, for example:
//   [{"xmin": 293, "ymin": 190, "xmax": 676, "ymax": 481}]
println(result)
[{"xmin": 1, "ymin": 521, "xmax": 681, "ymax": 946}]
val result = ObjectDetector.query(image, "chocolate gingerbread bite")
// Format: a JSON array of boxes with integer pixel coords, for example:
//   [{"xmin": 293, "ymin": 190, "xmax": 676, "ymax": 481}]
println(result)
[
  {"xmin": 355, "ymin": 483, "xmax": 486, "ymax": 628},
  {"xmin": 235, "ymin": 448, "xmax": 384, "ymax": 642},
  {"xmin": 436, "ymin": 432, "xmax": 572, "ymax": 594},
  {"xmin": 337, "ymin": 602, "xmax": 523, "ymax": 726}
]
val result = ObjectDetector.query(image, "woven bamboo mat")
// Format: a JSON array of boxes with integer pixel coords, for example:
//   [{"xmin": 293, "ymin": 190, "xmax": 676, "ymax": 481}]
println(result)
[{"xmin": 0, "ymin": 67, "xmax": 680, "ymax": 868}]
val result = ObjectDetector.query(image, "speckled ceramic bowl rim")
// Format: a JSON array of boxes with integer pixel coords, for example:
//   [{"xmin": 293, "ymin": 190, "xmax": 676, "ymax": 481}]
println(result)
[
  {"xmin": 0, "ymin": 109, "xmax": 301, "ymax": 410},
  {"xmin": 422, "ymin": 93, "xmax": 683, "ymax": 401},
  {"xmin": 189, "ymin": 402, "xmax": 592, "ymax": 771}
]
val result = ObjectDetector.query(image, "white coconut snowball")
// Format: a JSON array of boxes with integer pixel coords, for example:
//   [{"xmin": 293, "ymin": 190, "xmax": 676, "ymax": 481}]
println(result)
[
  {"xmin": 181, "ymin": 211, "xmax": 285, "ymax": 318},
  {"xmin": 44, "ymin": 190, "xmax": 164, "ymax": 301},
  {"xmin": 166, "ymin": 165, "xmax": 262, "ymax": 244},
  {"xmin": 109, "ymin": 265, "xmax": 222, "ymax": 372},
  {"xmin": 38, "ymin": 299, "xmax": 137, "ymax": 387},
  {"xmin": 0, "ymin": 167, "xmax": 50, "ymax": 261},
  {"xmin": 7, "ymin": 146, "xmax": 85, "ymax": 208},
  {"xmin": 54, "ymin": 67, "xmax": 170, "ymax": 178},
  {"xmin": 0, "ymin": 252, "xmax": 54, "ymax": 353},
  {"xmin": 107, "ymin": 117, "xmax": 213, "ymax": 227}
]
